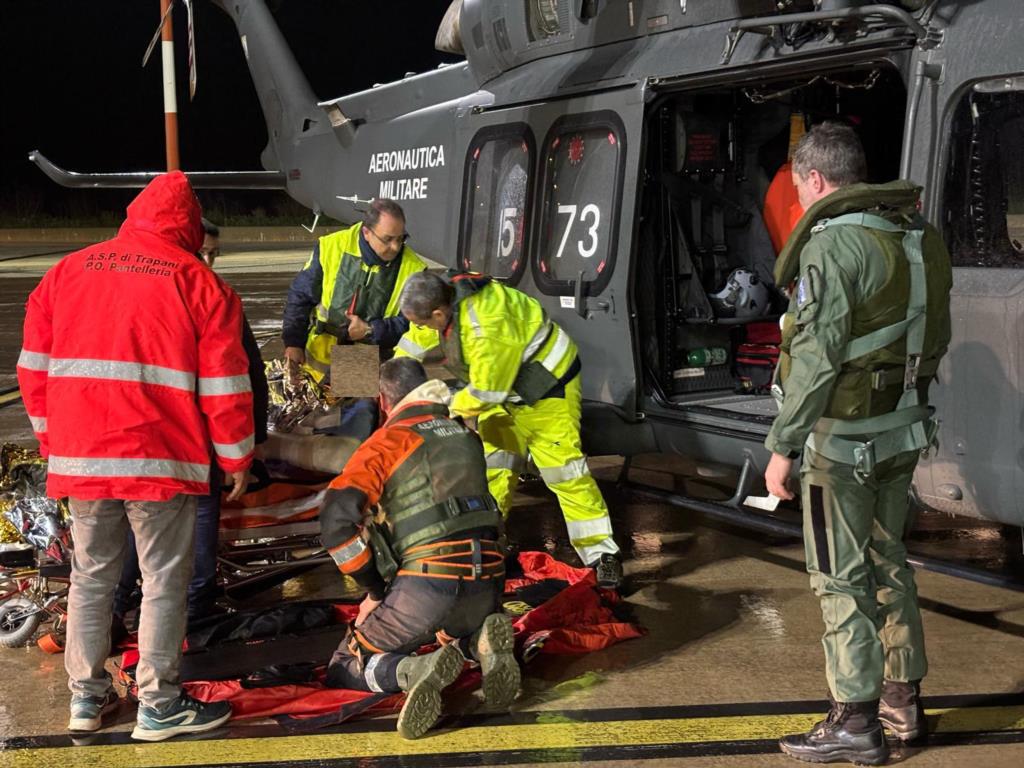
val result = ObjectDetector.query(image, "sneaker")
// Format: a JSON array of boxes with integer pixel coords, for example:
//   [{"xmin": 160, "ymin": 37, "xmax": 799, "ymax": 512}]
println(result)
[
  {"xmin": 68, "ymin": 690, "xmax": 119, "ymax": 732},
  {"xmin": 593, "ymin": 552, "xmax": 623, "ymax": 589},
  {"xmin": 131, "ymin": 693, "xmax": 232, "ymax": 742},
  {"xmin": 471, "ymin": 613, "xmax": 520, "ymax": 708}
]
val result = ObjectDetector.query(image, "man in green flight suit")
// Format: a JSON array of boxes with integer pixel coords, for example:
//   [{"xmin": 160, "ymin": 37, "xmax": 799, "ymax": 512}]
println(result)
[{"xmin": 763, "ymin": 122, "xmax": 952, "ymax": 765}]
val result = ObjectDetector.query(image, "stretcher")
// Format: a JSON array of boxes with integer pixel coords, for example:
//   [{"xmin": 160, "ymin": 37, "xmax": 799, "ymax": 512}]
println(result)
[{"xmin": 216, "ymin": 430, "xmax": 360, "ymax": 600}]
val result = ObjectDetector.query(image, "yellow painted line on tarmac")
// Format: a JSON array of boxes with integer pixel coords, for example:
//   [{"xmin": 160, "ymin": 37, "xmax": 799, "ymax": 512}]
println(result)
[
  {"xmin": 0, "ymin": 389, "xmax": 22, "ymax": 407},
  {"xmin": 2, "ymin": 705, "xmax": 1023, "ymax": 768},
  {"xmin": 930, "ymin": 704, "xmax": 1024, "ymax": 734}
]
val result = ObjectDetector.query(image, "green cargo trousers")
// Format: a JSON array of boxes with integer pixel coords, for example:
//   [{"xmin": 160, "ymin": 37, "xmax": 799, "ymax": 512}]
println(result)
[{"xmin": 800, "ymin": 444, "xmax": 928, "ymax": 703}]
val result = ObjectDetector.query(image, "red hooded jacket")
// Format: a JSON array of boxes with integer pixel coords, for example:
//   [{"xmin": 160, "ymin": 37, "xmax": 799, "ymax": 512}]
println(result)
[{"xmin": 17, "ymin": 172, "xmax": 254, "ymax": 501}]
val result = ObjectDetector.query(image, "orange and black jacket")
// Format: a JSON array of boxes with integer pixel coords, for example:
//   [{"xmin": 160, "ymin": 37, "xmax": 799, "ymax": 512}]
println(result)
[{"xmin": 319, "ymin": 385, "xmax": 501, "ymax": 599}]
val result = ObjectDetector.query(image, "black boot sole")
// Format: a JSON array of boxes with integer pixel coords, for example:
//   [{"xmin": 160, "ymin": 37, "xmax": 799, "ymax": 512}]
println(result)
[
  {"xmin": 779, "ymin": 741, "xmax": 890, "ymax": 766},
  {"xmin": 476, "ymin": 614, "xmax": 520, "ymax": 709}
]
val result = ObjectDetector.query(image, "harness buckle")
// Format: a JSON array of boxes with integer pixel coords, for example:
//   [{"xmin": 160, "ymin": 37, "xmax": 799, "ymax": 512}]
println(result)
[
  {"xmin": 903, "ymin": 354, "xmax": 921, "ymax": 391},
  {"xmin": 852, "ymin": 441, "xmax": 876, "ymax": 484},
  {"xmin": 471, "ymin": 539, "xmax": 482, "ymax": 579}
]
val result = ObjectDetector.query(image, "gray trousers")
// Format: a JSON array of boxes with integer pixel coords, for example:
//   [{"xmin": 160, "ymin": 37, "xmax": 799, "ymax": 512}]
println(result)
[{"xmin": 66, "ymin": 496, "xmax": 197, "ymax": 709}]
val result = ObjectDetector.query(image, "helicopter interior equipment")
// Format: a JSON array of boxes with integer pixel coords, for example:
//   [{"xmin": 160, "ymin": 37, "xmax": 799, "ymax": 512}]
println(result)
[{"xmin": 28, "ymin": 0, "xmax": 1024, "ymax": 589}]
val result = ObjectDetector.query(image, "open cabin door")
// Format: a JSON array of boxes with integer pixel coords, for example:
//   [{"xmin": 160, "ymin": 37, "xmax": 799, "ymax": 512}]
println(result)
[{"xmin": 454, "ymin": 85, "xmax": 645, "ymax": 420}]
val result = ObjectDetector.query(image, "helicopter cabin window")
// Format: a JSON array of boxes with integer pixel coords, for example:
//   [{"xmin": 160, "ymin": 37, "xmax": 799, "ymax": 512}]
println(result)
[
  {"xmin": 535, "ymin": 111, "xmax": 626, "ymax": 296},
  {"xmin": 636, "ymin": 67, "xmax": 907, "ymax": 402},
  {"xmin": 458, "ymin": 125, "xmax": 534, "ymax": 282},
  {"xmin": 942, "ymin": 77, "xmax": 1024, "ymax": 268}
]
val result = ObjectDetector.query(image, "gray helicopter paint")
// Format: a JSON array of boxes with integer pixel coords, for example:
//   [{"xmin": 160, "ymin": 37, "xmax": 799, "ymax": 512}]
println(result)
[
  {"xmin": 196, "ymin": 2, "xmax": 1024, "ymax": 525},
  {"xmin": 899, "ymin": 2, "xmax": 1024, "ymax": 527}
]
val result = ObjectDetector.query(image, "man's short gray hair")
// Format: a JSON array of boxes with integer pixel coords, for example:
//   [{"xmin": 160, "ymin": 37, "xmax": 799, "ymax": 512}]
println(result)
[
  {"xmin": 365, "ymin": 198, "xmax": 405, "ymax": 229},
  {"xmin": 791, "ymin": 121, "xmax": 867, "ymax": 188},
  {"xmin": 379, "ymin": 357, "xmax": 428, "ymax": 407},
  {"xmin": 399, "ymin": 271, "xmax": 454, "ymax": 320}
]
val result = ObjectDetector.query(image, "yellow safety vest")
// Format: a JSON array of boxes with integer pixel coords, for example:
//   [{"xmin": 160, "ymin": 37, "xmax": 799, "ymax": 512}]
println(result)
[{"xmin": 305, "ymin": 223, "xmax": 426, "ymax": 378}]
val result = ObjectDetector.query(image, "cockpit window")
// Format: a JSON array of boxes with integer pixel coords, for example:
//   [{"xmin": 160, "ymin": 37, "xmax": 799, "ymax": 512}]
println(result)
[
  {"xmin": 459, "ymin": 125, "xmax": 534, "ymax": 282},
  {"xmin": 943, "ymin": 79, "xmax": 1024, "ymax": 268},
  {"xmin": 535, "ymin": 111, "xmax": 626, "ymax": 296}
]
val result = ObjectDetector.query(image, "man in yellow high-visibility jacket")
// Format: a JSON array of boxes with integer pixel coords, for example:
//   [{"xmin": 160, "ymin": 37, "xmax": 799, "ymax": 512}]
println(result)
[
  {"xmin": 395, "ymin": 271, "xmax": 622, "ymax": 587},
  {"xmin": 282, "ymin": 199, "xmax": 427, "ymax": 381}
]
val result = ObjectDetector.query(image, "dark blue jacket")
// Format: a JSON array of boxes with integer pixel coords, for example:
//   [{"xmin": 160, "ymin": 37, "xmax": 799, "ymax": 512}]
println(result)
[{"xmin": 281, "ymin": 235, "xmax": 410, "ymax": 351}]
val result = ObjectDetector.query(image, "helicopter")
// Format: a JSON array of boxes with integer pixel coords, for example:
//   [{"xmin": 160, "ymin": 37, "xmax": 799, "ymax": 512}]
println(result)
[{"xmin": 30, "ymin": 0, "xmax": 1024, "ymax": 548}]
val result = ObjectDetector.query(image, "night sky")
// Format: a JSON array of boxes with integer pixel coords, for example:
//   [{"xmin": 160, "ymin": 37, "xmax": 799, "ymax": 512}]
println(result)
[{"xmin": 0, "ymin": 0, "xmax": 460, "ymax": 223}]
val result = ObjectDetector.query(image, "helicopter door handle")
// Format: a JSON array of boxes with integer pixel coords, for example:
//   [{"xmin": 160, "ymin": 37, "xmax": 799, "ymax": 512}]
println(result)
[
  {"xmin": 572, "ymin": 269, "xmax": 611, "ymax": 318},
  {"xmin": 574, "ymin": 270, "xmax": 586, "ymax": 318}
]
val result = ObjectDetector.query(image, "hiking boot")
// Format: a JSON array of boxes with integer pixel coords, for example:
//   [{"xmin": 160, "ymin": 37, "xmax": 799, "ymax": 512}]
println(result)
[
  {"xmin": 593, "ymin": 552, "xmax": 623, "ymax": 589},
  {"xmin": 131, "ymin": 693, "xmax": 232, "ymax": 742},
  {"xmin": 779, "ymin": 699, "xmax": 889, "ymax": 765},
  {"xmin": 879, "ymin": 679, "xmax": 926, "ymax": 742},
  {"xmin": 68, "ymin": 690, "xmax": 119, "ymax": 732},
  {"xmin": 394, "ymin": 644, "xmax": 464, "ymax": 739},
  {"xmin": 471, "ymin": 613, "xmax": 520, "ymax": 708}
]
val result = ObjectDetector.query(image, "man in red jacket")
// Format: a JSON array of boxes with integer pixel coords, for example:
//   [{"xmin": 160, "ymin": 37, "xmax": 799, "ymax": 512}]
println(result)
[{"xmin": 17, "ymin": 172, "xmax": 254, "ymax": 741}]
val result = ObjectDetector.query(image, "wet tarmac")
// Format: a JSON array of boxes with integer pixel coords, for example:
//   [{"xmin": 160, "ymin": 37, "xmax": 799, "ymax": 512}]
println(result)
[{"xmin": 0, "ymin": 242, "xmax": 1022, "ymax": 767}]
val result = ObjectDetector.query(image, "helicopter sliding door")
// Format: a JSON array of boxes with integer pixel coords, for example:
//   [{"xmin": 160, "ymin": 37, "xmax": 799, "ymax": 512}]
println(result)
[{"xmin": 455, "ymin": 86, "xmax": 644, "ymax": 422}]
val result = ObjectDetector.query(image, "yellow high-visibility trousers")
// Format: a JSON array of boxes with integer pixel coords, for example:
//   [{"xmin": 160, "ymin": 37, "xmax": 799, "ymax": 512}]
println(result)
[{"xmin": 477, "ymin": 377, "xmax": 618, "ymax": 565}]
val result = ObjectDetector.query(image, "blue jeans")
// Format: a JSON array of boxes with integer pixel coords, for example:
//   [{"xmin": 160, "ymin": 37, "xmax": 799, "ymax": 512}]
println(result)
[{"xmin": 113, "ymin": 465, "xmax": 222, "ymax": 622}]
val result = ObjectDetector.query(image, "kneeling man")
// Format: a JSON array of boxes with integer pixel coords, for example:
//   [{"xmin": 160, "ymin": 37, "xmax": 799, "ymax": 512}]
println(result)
[{"xmin": 320, "ymin": 358, "xmax": 520, "ymax": 738}]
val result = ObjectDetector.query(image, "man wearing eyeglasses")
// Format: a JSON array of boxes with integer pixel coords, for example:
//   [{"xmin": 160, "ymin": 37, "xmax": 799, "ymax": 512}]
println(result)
[{"xmin": 282, "ymin": 198, "xmax": 427, "ymax": 381}]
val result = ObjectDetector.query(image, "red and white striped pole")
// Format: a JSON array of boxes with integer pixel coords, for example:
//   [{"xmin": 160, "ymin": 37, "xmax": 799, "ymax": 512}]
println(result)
[{"xmin": 159, "ymin": 0, "xmax": 180, "ymax": 171}]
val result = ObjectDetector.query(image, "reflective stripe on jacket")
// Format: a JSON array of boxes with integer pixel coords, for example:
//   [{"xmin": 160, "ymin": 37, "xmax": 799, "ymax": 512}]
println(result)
[
  {"xmin": 17, "ymin": 172, "xmax": 255, "ymax": 501},
  {"xmin": 318, "ymin": 380, "xmax": 498, "ymax": 598},
  {"xmin": 395, "ymin": 278, "xmax": 578, "ymax": 416}
]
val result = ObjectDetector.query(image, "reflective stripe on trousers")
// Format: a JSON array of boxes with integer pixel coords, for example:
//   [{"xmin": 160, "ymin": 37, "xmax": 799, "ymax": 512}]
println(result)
[
  {"xmin": 486, "ymin": 448, "xmax": 527, "ymax": 474},
  {"xmin": 477, "ymin": 377, "xmax": 619, "ymax": 565}
]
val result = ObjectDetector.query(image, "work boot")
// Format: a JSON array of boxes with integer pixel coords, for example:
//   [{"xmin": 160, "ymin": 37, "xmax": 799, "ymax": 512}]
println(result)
[
  {"xmin": 593, "ymin": 552, "xmax": 623, "ymax": 589},
  {"xmin": 394, "ymin": 644, "xmax": 464, "ymax": 739},
  {"xmin": 779, "ymin": 699, "xmax": 889, "ymax": 765},
  {"xmin": 879, "ymin": 679, "xmax": 927, "ymax": 742},
  {"xmin": 471, "ymin": 613, "xmax": 521, "ymax": 708}
]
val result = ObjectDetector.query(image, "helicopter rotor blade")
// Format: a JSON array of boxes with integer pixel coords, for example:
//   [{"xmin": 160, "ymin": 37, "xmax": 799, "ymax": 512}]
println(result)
[{"xmin": 183, "ymin": 0, "xmax": 197, "ymax": 99}]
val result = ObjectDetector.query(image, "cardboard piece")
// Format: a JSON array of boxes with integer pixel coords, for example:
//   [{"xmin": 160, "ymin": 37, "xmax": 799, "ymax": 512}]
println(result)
[{"xmin": 329, "ymin": 344, "xmax": 380, "ymax": 398}]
